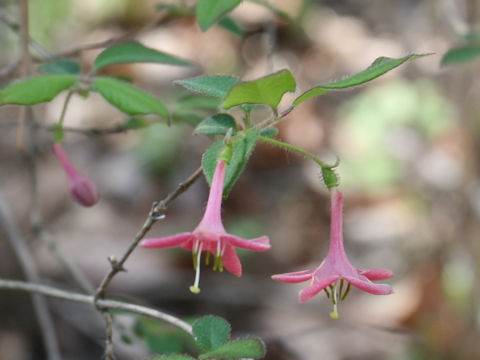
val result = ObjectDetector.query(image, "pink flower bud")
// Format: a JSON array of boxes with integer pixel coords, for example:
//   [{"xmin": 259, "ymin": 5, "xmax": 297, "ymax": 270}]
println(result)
[{"xmin": 53, "ymin": 144, "xmax": 99, "ymax": 207}]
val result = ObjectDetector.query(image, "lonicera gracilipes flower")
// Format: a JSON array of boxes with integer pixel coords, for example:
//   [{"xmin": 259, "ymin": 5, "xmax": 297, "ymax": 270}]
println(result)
[
  {"xmin": 141, "ymin": 160, "xmax": 271, "ymax": 294},
  {"xmin": 53, "ymin": 144, "xmax": 99, "ymax": 207},
  {"xmin": 272, "ymin": 189, "xmax": 393, "ymax": 318}
]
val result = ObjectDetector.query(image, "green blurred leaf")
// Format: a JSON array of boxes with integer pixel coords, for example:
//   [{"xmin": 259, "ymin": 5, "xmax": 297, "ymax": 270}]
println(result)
[
  {"xmin": 259, "ymin": 127, "xmax": 278, "ymax": 138},
  {"xmin": 441, "ymin": 45, "xmax": 480, "ymax": 66},
  {"xmin": 94, "ymin": 41, "xmax": 192, "ymax": 72},
  {"xmin": 196, "ymin": 0, "xmax": 242, "ymax": 31},
  {"xmin": 192, "ymin": 315, "xmax": 231, "ymax": 351},
  {"xmin": 93, "ymin": 77, "xmax": 168, "ymax": 118},
  {"xmin": 175, "ymin": 75, "xmax": 241, "ymax": 99},
  {"xmin": 222, "ymin": 69, "xmax": 296, "ymax": 110},
  {"xmin": 218, "ymin": 16, "xmax": 245, "ymax": 37},
  {"xmin": 202, "ymin": 129, "xmax": 259, "ymax": 195},
  {"xmin": 124, "ymin": 116, "xmax": 148, "ymax": 129},
  {"xmin": 199, "ymin": 338, "xmax": 266, "ymax": 359},
  {"xmin": 195, "ymin": 114, "xmax": 237, "ymax": 135},
  {"xmin": 149, "ymin": 355, "xmax": 196, "ymax": 360},
  {"xmin": 136, "ymin": 317, "xmax": 185, "ymax": 355},
  {"xmin": 173, "ymin": 110, "xmax": 206, "ymax": 126},
  {"xmin": 0, "ymin": 75, "xmax": 77, "ymax": 105},
  {"xmin": 156, "ymin": 3, "xmax": 192, "ymax": 16},
  {"xmin": 293, "ymin": 54, "xmax": 429, "ymax": 107},
  {"xmin": 176, "ymin": 95, "xmax": 221, "ymax": 110},
  {"xmin": 38, "ymin": 59, "xmax": 80, "ymax": 75}
]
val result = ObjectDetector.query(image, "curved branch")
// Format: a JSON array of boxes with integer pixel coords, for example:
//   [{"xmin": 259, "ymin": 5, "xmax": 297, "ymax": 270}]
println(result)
[{"xmin": 0, "ymin": 278, "xmax": 193, "ymax": 335}]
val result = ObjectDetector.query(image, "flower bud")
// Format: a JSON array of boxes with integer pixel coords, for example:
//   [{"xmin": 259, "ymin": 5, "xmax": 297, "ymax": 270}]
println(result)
[{"xmin": 53, "ymin": 144, "xmax": 99, "ymax": 207}]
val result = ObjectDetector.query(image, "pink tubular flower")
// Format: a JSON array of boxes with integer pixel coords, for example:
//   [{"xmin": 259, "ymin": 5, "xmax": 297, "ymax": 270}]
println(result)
[
  {"xmin": 272, "ymin": 189, "xmax": 393, "ymax": 318},
  {"xmin": 53, "ymin": 144, "xmax": 99, "ymax": 207},
  {"xmin": 141, "ymin": 160, "xmax": 270, "ymax": 293}
]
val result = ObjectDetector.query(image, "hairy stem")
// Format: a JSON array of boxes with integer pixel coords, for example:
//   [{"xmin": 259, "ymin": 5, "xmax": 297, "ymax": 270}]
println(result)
[{"xmin": 258, "ymin": 136, "xmax": 333, "ymax": 169}]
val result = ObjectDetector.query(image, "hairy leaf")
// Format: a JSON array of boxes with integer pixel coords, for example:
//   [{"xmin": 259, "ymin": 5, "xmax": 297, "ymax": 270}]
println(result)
[
  {"xmin": 222, "ymin": 69, "xmax": 296, "ymax": 110},
  {"xmin": 175, "ymin": 75, "xmax": 241, "ymax": 99},
  {"xmin": 192, "ymin": 315, "xmax": 231, "ymax": 351},
  {"xmin": 0, "ymin": 75, "xmax": 77, "ymax": 105},
  {"xmin": 202, "ymin": 129, "xmax": 259, "ymax": 195},
  {"xmin": 293, "ymin": 54, "xmax": 429, "ymax": 106},
  {"xmin": 93, "ymin": 77, "xmax": 168, "ymax": 118},
  {"xmin": 195, "ymin": 114, "xmax": 237, "ymax": 135},
  {"xmin": 199, "ymin": 338, "xmax": 266, "ymax": 359}
]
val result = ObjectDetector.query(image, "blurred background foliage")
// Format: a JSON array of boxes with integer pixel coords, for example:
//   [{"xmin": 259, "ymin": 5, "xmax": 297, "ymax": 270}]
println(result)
[{"xmin": 1, "ymin": 0, "xmax": 480, "ymax": 359}]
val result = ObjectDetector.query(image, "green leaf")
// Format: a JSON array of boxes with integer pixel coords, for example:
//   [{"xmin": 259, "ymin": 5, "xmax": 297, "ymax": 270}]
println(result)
[
  {"xmin": 202, "ymin": 129, "xmax": 259, "ymax": 195},
  {"xmin": 94, "ymin": 41, "xmax": 192, "ymax": 72},
  {"xmin": 196, "ymin": 0, "xmax": 242, "ymax": 31},
  {"xmin": 293, "ymin": 54, "xmax": 429, "ymax": 107},
  {"xmin": 0, "ymin": 75, "xmax": 77, "ymax": 105},
  {"xmin": 175, "ymin": 75, "xmax": 241, "ymax": 99},
  {"xmin": 93, "ymin": 77, "xmax": 168, "ymax": 118},
  {"xmin": 222, "ymin": 69, "xmax": 296, "ymax": 111},
  {"xmin": 149, "ymin": 355, "xmax": 196, "ymax": 360},
  {"xmin": 195, "ymin": 114, "xmax": 237, "ymax": 135},
  {"xmin": 156, "ymin": 3, "xmax": 191, "ymax": 16},
  {"xmin": 259, "ymin": 127, "xmax": 278, "ymax": 138},
  {"xmin": 441, "ymin": 45, "xmax": 480, "ymax": 66},
  {"xmin": 124, "ymin": 116, "xmax": 148, "ymax": 129},
  {"xmin": 199, "ymin": 338, "xmax": 266, "ymax": 359},
  {"xmin": 38, "ymin": 59, "xmax": 80, "ymax": 75},
  {"xmin": 218, "ymin": 16, "xmax": 245, "ymax": 37},
  {"xmin": 192, "ymin": 315, "xmax": 231, "ymax": 351},
  {"xmin": 176, "ymin": 95, "xmax": 221, "ymax": 110}
]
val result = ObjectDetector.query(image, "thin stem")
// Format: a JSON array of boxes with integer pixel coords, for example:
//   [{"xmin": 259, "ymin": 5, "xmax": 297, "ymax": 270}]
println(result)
[
  {"xmin": 0, "ymin": 278, "xmax": 193, "ymax": 335},
  {"xmin": 94, "ymin": 166, "xmax": 204, "ymax": 300},
  {"xmin": 258, "ymin": 136, "xmax": 332, "ymax": 168},
  {"xmin": 58, "ymin": 91, "xmax": 74, "ymax": 126}
]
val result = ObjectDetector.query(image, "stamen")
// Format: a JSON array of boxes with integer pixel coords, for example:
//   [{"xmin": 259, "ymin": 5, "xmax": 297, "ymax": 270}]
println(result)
[
  {"xmin": 189, "ymin": 243, "xmax": 203, "ymax": 294},
  {"xmin": 205, "ymin": 251, "xmax": 210, "ymax": 266},
  {"xmin": 341, "ymin": 282, "xmax": 351, "ymax": 301},
  {"xmin": 324, "ymin": 287, "xmax": 331, "ymax": 299},
  {"xmin": 339, "ymin": 279, "xmax": 344, "ymax": 298}
]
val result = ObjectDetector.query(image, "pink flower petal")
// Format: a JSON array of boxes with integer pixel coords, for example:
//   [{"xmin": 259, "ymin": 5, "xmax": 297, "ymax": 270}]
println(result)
[
  {"xmin": 343, "ymin": 276, "xmax": 393, "ymax": 295},
  {"xmin": 360, "ymin": 268, "xmax": 394, "ymax": 280},
  {"xmin": 140, "ymin": 233, "xmax": 194, "ymax": 248},
  {"xmin": 271, "ymin": 269, "xmax": 315, "ymax": 283},
  {"xmin": 299, "ymin": 276, "xmax": 338, "ymax": 302},
  {"xmin": 221, "ymin": 243, "xmax": 242, "ymax": 277},
  {"xmin": 221, "ymin": 235, "xmax": 270, "ymax": 251}
]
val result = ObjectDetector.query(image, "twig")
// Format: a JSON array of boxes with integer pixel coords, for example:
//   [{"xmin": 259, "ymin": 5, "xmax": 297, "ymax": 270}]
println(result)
[
  {"xmin": 0, "ymin": 190, "xmax": 62, "ymax": 360},
  {"xmin": 0, "ymin": 278, "xmax": 193, "ymax": 335},
  {"xmin": 48, "ymin": 124, "xmax": 130, "ymax": 136},
  {"xmin": 103, "ymin": 312, "xmax": 115, "ymax": 360},
  {"xmin": 94, "ymin": 166, "xmax": 204, "ymax": 300}
]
